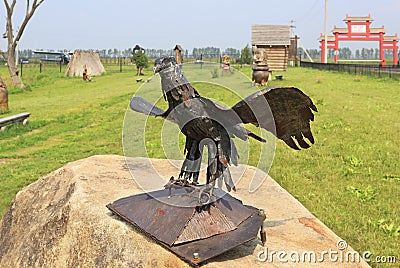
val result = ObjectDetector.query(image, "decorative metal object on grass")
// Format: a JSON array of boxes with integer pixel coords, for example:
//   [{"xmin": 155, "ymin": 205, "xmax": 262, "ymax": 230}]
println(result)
[{"xmin": 108, "ymin": 56, "xmax": 317, "ymax": 265}]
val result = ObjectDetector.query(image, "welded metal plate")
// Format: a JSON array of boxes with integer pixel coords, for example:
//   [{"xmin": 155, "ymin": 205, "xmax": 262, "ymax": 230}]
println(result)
[
  {"xmin": 172, "ymin": 212, "xmax": 264, "ymax": 265},
  {"xmin": 107, "ymin": 190, "xmax": 194, "ymax": 246},
  {"xmin": 107, "ymin": 188, "xmax": 265, "ymax": 265},
  {"xmin": 175, "ymin": 205, "xmax": 237, "ymax": 245}
]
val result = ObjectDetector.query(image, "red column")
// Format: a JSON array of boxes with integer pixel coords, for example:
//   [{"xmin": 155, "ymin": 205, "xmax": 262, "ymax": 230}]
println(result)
[
  {"xmin": 334, "ymin": 33, "xmax": 339, "ymax": 63},
  {"xmin": 366, "ymin": 21, "xmax": 371, "ymax": 38},
  {"xmin": 321, "ymin": 39, "xmax": 326, "ymax": 63},
  {"xmin": 393, "ymin": 39, "xmax": 398, "ymax": 66},
  {"xmin": 379, "ymin": 32, "xmax": 385, "ymax": 67}
]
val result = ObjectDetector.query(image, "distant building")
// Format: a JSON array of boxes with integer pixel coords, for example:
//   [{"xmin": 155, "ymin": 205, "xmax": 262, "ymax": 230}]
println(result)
[
  {"xmin": 318, "ymin": 14, "xmax": 399, "ymax": 66},
  {"xmin": 251, "ymin": 24, "xmax": 291, "ymax": 71}
]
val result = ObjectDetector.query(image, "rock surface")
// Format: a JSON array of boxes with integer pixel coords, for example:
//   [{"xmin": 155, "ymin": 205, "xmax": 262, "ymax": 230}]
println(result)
[{"xmin": 0, "ymin": 155, "xmax": 370, "ymax": 267}]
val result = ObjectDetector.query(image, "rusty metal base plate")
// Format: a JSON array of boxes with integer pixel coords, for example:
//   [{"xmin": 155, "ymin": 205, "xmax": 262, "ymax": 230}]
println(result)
[{"xmin": 107, "ymin": 187, "xmax": 265, "ymax": 266}]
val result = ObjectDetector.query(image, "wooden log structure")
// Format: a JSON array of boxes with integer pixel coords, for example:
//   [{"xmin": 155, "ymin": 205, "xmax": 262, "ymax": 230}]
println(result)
[
  {"xmin": 251, "ymin": 25, "xmax": 291, "ymax": 72},
  {"xmin": 0, "ymin": 77, "xmax": 8, "ymax": 112}
]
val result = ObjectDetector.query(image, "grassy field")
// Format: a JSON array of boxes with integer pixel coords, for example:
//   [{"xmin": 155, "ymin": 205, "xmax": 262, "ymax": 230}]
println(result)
[{"xmin": 0, "ymin": 63, "xmax": 399, "ymax": 266}]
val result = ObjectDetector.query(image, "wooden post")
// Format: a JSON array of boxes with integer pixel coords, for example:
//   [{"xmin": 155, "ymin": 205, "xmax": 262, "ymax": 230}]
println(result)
[
  {"xmin": 0, "ymin": 77, "xmax": 8, "ymax": 112},
  {"xmin": 174, "ymin": 45, "xmax": 183, "ymax": 65},
  {"xmin": 295, "ymin": 35, "xmax": 299, "ymax": 67}
]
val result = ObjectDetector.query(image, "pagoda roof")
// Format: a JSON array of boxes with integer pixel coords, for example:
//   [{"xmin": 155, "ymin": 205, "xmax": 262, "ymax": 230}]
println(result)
[
  {"xmin": 332, "ymin": 28, "xmax": 348, "ymax": 33},
  {"xmin": 344, "ymin": 15, "xmax": 373, "ymax": 21},
  {"xmin": 370, "ymin": 28, "xmax": 386, "ymax": 33},
  {"xmin": 384, "ymin": 35, "xmax": 400, "ymax": 41},
  {"xmin": 317, "ymin": 35, "xmax": 335, "ymax": 41},
  {"xmin": 331, "ymin": 27, "xmax": 386, "ymax": 34},
  {"xmin": 319, "ymin": 34, "xmax": 399, "ymax": 41}
]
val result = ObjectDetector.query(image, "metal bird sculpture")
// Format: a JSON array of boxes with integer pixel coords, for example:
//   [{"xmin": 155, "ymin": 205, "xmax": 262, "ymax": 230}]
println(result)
[{"xmin": 130, "ymin": 56, "xmax": 317, "ymax": 204}]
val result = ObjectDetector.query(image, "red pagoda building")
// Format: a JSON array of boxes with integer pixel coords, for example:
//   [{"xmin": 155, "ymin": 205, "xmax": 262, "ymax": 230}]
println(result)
[{"xmin": 319, "ymin": 14, "xmax": 399, "ymax": 66}]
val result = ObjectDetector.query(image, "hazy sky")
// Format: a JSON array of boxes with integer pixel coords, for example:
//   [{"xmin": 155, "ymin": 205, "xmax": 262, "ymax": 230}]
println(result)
[{"xmin": 1, "ymin": 0, "xmax": 399, "ymax": 52}]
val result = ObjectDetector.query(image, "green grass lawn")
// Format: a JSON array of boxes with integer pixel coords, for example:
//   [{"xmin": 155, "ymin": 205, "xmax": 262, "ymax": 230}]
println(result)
[{"xmin": 0, "ymin": 64, "xmax": 399, "ymax": 265}]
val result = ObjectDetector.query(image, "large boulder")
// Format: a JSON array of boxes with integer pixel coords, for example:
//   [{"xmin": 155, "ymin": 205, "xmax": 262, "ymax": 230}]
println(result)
[{"xmin": 0, "ymin": 155, "xmax": 369, "ymax": 267}]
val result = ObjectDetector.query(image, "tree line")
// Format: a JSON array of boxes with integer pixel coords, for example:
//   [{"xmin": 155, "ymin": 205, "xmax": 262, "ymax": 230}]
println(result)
[
  {"xmin": 16, "ymin": 47, "xmax": 244, "ymax": 59},
  {"xmin": 300, "ymin": 47, "xmax": 395, "ymax": 60},
  {"xmin": 16, "ymin": 46, "xmax": 396, "ymax": 61}
]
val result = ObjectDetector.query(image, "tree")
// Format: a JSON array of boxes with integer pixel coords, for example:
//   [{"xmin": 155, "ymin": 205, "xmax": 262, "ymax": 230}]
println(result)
[
  {"xmin": 241, "ymin": 44, "xmax": 252, "ymax": 65},
  {"xmin": 339, "ymin": 47, "xmax": 351, "ymax": 59},
  {"xmin": 132, "ymin": 50, "xmax": 148, "ymax": 75},
  {"xmin": 113, "ymin": 48, "xmax": 119, "ymax": 57},
  {"xmin": 355, "ymin": 49, "xmax": 360, "ymax": 59},
  {"xmin": 328, "ymin": 49, "xmax": 334, "ymax": 59},
  {"xmin": 361, "ymin": 48, "xmax": 368, "ymax": 59},
  {"xmin": 0, "ymin": 0, "xmax": 45, "ymax": 88},
  {"xmin": 223, "ymin": 48, "xmax": 240, "ymax": 57},
  {"xmin": 107, "ymin": 49, "xmax": 113, "ymax": 57}
]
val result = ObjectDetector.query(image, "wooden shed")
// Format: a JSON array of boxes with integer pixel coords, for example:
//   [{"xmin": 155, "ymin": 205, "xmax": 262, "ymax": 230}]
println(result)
[{"xmin": 251, "ymin": 25, "xmax": 291, "ymax": 71}]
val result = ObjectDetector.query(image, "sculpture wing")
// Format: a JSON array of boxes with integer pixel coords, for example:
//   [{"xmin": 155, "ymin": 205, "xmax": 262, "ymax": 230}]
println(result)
[
  {"xmin": 130, "ymin": 96, "xmax": 165, "ymax": 116},
  {"xmin": 232, "ymin": 87, "xmax": 317, "ymax": 150}
]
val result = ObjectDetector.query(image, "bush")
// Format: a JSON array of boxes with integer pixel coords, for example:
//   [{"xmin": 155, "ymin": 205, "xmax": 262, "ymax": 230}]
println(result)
[
  {"xmin": 241, "ymin": 44, "xmax": 252, "ymax": 65},
  {"xmin": 132, "ymin": 50, "xmax": 148, "ymax": 75}
]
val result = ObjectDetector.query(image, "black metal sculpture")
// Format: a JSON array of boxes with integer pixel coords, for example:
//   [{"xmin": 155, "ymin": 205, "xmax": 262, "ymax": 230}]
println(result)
[
  {"xmin": 130, "ymin": 56, "xmax": 317, "ymax": 203},
  {"xmin": 107, "ymin": 57, "xmax": 318, "ymax": 265}
]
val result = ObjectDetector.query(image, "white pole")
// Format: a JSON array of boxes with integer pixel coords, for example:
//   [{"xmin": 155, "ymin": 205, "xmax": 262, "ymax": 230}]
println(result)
[
  {"xmin": 324, "ymin": 0, "xmax": 328, "ymax": 63},
  {"xmin": 298, "ymin": 38, "xmax": 314, "ymax": 62}
]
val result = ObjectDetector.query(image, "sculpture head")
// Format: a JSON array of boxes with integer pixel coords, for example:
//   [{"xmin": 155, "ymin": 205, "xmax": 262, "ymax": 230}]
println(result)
[
  {"xmin": 154, "ymin": 56, "xmax": 177, "ymax": 74},
  {"xmin": 154, "ymin": 56, "xmax": 191, "ymax": 99}
]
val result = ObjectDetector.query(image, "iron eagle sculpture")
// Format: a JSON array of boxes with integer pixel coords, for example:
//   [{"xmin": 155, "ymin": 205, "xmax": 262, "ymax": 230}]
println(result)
[{"xmin": 130, "ymin": 56, "xmax": 317, "ymax": 203}]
